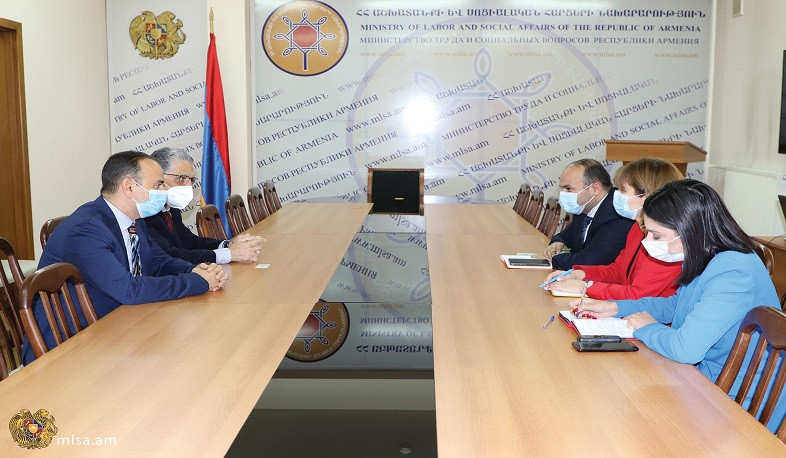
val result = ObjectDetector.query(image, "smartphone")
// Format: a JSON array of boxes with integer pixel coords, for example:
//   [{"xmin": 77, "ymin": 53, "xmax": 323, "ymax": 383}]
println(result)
[
  {"xmin": 508, "ymin": 258, "xmax": 551, "ymax": 267},
  {"xmin": 577, "ymin": 335, "xmax": 622, "ymax": 344},
  {"xmin": 572, "ymin": 341, "xmax": 638, "ymax": 352}
]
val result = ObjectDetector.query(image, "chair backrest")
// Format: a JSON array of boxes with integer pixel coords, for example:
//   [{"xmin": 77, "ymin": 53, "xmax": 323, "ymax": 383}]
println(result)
[
  {"xmin": 0, "ymin": 238, "xmax": 25, "ymax": 378},
  {"xmin": 755, "ymin": 243, "xmax": 775, "ymax": 277},
  {"xmin": 367, "ymin": 168, "xmax": 425, "ymax": 215},
  {"xmin": 541, "ymin": 198, "xmax": 563, "ymax": 239},
  {"xmin": 523, "ymin": 190, "xmax": 544, "ymax": 226},
  {"xmin": 536, "ymin": 196, "xmax": 557, "ymax": 234},
  {"xmin": 558, "ymin": 212, "xmax": 573, "ymax": 235},
  {"xmin": 196, "ymin": 204, "xmax": 228, "ymax": 240},
  {"xmin": 225, "ymin": 194, "xmax": 253, "ymax": 236},
  {"xmin": 716, "ymin": 306, "xmax": 786, "ymax": 442},
  {"xmin": 513, "ymin": 184, "xmax": 531, "ymax": 215},
  {"xmin": 264, "ymin": 181, "xmax": 282, "ymax": 212},
  {"xmin": 40, "ymin": 216, "xmax": 67, "ymax": 250},
  {"xmin": 19, "ymin": 262, "xmax": 98, "ymax": 360},
  {"xmin": 247, "ymin": 187, "xmax": 271, "ymax": 224}
]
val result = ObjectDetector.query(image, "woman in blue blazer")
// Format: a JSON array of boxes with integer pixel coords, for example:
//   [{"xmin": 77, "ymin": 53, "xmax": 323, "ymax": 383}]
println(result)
[{"xmin": 573, "ymin": 179, "xmax": 784, "ymax": 433}]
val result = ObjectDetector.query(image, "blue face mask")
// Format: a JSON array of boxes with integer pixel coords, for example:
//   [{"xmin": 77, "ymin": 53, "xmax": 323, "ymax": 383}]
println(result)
[
  {"xmin": 132, "ymin": 180, "xmax": 168, "ymax": 218},
  {"xmin": 559, "ymin": 184, "xmax": 591, "ymax": 215},
  {"xmin": 613, "ymin": 190, "xmax": 644, "ymax": 220}
]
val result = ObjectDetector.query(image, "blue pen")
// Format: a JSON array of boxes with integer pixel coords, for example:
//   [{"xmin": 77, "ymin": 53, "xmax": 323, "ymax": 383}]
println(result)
[{"xmin": 539, "ymin": 268, "xmax": 574, "ymax": 288}]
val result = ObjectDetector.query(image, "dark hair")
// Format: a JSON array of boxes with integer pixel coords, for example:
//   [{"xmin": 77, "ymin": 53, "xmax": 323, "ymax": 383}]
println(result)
[
  {"xmin": 573, "ymin": 158, "xmax": 612, "ymax": 191},
  {"xmin": 151, "ymin": 147, "xmax": 194, "ymax": 173},
  {"xmin": 642, "ymin": 179, "xmax": 755, "ymax": 285},
  {"xmin": 100, "ymin": 151, "xmax": 149, "ymax": 195}
]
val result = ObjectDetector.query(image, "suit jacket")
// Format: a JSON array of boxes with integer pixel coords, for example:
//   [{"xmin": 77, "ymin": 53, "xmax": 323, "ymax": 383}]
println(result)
[
  {"xmin": 23, "ymin": 197, "xmax": 208, "ymax": 363},
  {"xmin": 574, "ymin": 225, "xmax": 681, "ymax": 300},
  {"xmin": 144, "ymin": 208, "xmax": 222, "ymax": 264},
  {"xmin": 549, "ymin": 191, "xmax": 634, "ymax": 270}
]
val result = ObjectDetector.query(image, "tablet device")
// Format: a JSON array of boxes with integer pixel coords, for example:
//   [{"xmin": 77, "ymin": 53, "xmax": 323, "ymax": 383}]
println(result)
[
  {"xmin": 571, "ymin": 341, "xmax": 638, "ymax": 352},
  {"xmin": 507, "ymin": 258, "xmax": 551, "ymax": 267}
]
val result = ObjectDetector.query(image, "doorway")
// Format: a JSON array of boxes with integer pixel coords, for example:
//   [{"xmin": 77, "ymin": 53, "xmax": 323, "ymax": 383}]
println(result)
[{"xmin": 0, "ymin": 18, "xmax": 33, "ymax": 259}]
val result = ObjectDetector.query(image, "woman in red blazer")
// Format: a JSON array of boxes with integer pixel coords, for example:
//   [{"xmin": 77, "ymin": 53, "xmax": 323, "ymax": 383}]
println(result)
[{"xmin": 543, "ymin": 158, "xmax": 684, "ymax": 300}]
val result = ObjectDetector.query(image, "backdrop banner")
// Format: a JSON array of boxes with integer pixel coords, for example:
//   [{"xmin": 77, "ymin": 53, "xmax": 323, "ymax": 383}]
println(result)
[
  {"xmin": 253, "ymin": 0, "xmax": 711, "ymax": 205},
  {"xmin": 107, "ymin": 1, "xmax": 208, "ymax": 229}
]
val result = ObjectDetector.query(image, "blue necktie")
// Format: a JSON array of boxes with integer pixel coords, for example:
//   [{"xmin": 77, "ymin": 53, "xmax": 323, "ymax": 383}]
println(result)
[
  {"xmin": 580, "ymin": 216, "xmax": 593, "ymax": 245},
  {"xmin": 128, "ymin": 224, "xmax": 142, "ymax": 276}
]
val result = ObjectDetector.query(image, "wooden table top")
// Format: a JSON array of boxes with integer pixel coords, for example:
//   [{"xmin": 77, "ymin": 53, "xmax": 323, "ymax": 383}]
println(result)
[
  {"xmin": 425, "ymin": 203, "xmax": 543, "ymax": 236},
  {"xmin": 427, "ymin": 208, "xmax": 786, "ymax": 456},
  {"xmin": 0, "ymin": 203, "xmax": 371, "ymax": 456}
]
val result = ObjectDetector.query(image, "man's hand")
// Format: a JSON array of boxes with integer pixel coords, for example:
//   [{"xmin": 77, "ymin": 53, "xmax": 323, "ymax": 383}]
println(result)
[
  {"xmin": 227, "ymin": 234, "xmax": 265, "ymax": 263},
  {"xmin": 544, "ymin": 242, "xmax": 567, "ymax": 260},
  {"xmin": 192, "ymin": 262, "xmax": 228, "ymax": 291}
]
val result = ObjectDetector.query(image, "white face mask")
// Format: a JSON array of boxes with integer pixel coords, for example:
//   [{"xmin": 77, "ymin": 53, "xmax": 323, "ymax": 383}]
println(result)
[
  {"xmin": 641, "ymin": 236, "xmax": 684, "ymax": 263},
  {"xmin": 559, "ymin": 184, "xmax": 592, "ymax": 215},
  {"xmin": 166, "ymin": 186, "xmax": 194, "ymax": 209}
]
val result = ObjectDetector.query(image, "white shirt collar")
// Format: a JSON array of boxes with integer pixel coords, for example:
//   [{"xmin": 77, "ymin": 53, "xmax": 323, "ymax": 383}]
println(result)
[
  {"xmin": 103, "ymin": 198, "xmax": 136, "ymax": 230},
  {"xmin": 586, "ymin": 192, "xmax": 608, "ymax": 218}
]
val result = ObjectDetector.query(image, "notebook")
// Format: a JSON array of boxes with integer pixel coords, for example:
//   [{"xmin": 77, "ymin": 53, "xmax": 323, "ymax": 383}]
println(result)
[{"xmin": 558, "ymin": 310, "xmax": 636, "ymax": 340}]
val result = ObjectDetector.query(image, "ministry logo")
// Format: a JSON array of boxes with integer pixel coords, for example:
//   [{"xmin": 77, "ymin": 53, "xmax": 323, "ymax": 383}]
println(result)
[
  {"xmin": 287, "ymin": 302, "xmax": 349, "ymax": 362},
  {"xmin": 262, "ymin": 1, "xmax": 348, "ymax": 76}
]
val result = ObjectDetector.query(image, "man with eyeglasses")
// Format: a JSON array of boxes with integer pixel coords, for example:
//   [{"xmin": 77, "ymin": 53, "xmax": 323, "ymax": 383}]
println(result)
[
  {"xmin": 23, "ymin": 151, "xmax": 227, "ymax": 363},
  {"xmin": 144, "ymin": 147, "xmax": 263, "ymax": 264}
]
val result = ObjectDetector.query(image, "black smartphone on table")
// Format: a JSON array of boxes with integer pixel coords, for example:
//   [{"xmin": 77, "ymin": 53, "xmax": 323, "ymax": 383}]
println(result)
[{"xmin": 572, "ymin": 341, "xmax": 638, "ymax": 352}]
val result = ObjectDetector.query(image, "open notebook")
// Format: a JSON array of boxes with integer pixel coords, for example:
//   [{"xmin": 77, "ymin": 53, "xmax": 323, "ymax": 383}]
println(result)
[{"xmin": 558, "ymin": 310, "xmax": 635, "ymax": 340}]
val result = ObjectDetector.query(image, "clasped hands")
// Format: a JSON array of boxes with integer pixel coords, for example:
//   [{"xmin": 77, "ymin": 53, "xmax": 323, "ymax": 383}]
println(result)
[
  {"xmin": 192, "ymin": 262, "xmax": 228, "ymax": 291},
  {"xmin": 228, "ymin": 234, "xmax": 266, "ymax": 263}
]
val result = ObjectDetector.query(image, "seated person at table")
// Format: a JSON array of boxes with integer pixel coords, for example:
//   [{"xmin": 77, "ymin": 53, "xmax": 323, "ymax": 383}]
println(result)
[
  {"xmin": 146, "ymin": 147, "xmax": 262, "ymax": 265},
  {"xmin": 573, "ymin": 179, "xmax": 785, "ymax": 433},
  {"xmin": 544, "ymin": 159, "xmax": 634, "ymax": 270},
  {"xmin": 22, "ymin": 151, "xmax": 227, "ymax": 364},
  {"xmin": 544, "ymin": 158, "xmax": 683, "ymax": 300}
]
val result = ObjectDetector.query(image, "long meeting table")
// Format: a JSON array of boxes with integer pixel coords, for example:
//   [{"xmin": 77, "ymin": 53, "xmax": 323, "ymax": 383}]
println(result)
[
  {"xmin": 0, "ymin": 202, "xmax": 372, "ymax": 456},
  {"xmin": 425, "ymin": 204, "xmax": 786, "ymax": 456},
  {"xmin": 0, "ymin": 201, "xmax": 783, "ymax": 456}
]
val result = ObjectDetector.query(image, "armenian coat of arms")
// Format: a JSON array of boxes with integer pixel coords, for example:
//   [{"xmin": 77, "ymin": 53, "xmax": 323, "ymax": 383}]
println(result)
[
  {"xmin": 129, "ymin": 11, "xmax": 186, "ymax": 59},
  {"xmin": 9, "ymin": 409, "xmax": 58, "ymax": 449}
]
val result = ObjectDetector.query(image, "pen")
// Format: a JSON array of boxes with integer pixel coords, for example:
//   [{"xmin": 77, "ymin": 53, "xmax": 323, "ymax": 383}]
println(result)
[
  {"xmin": 542, "ymin": 315, "xmax": 555, "ymax": 329},
  {"xmin": 539, "ymin": 268, "xmax": 574, "ymax": 288},
  {"xmin": 575, "ymin": 281, "xmax": 589, "ymax": 317}
]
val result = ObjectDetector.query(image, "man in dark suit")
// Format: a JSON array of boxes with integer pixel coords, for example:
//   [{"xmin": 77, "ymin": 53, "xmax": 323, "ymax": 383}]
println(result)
[
  {"xmin": 144, "ymin": 147, "xmax": 262, "ymax": 264},
  {"xmin": 544, "ymin": 159, "xmax": 634, "ymax": 270},
  {"xmin": 23, "ymin": 151, "xmax": 227, "ymax": 363}
]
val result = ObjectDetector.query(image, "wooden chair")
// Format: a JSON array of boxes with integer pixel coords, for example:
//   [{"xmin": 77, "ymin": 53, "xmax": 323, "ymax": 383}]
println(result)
[
  {"xmin": 523, "ymin": 190, "xmax": 544, "ymax": 226},
  {"xmin": 247, "ymin": 187, "xmax": 271, "ymax": 224},
  {"xmin": 538, "ymin": 198, "xmax": 563, "ymax": 239},
  {"xmin": 19, "ymin": 262, "xmax": 98, "ymax": 360},
  {"xmin": 39, "ymin": 216, "xmax": 67, "ymax": 250},
  {"xmin": 264, "ymin": 181, "xmax": 282, "ymax": 212},
  {"xmin": 196, "ymin": 204, "xmax": 228, "ymax": 240},
  {"xmin": 755, "ymin": 243, "xmax": 775, "ymax": 277},
  {"xmin": 225, "ymin": 194, "xmax": 253, "ymax": 237},
  {"xmin": 0, "ymin": 238, "xmax": 25, "ymax": 379},
  {"xmin": 513, "ymin": 184, "xmax": 531, "ymax": 216},
  {"xmin": 716, "ymin": 306, "xmax": 786, "ymax": 442}
]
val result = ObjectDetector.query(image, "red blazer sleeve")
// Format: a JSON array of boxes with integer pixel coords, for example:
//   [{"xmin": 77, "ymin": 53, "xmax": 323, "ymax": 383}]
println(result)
[{"xmin": 576, "ymin": 225, "xmax": 682, "ymax": 300}]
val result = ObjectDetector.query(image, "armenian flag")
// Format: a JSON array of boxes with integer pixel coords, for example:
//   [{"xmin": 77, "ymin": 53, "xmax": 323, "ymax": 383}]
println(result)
[{"xmin": 201, "ymin": 32, "xmax": 231, "ymax": 235}]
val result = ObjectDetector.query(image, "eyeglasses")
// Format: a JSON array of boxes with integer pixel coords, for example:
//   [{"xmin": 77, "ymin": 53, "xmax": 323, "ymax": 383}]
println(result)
[{"xmin": 164, "ymin": 173, "xmax": 198, "ymax": 185}]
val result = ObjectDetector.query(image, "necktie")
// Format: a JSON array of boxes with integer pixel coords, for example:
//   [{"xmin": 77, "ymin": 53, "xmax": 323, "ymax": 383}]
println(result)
[
  {"xmin": 128, "ymin": 224, "xmax": 142, "ymax": 276},
  {"xmin": 581, "ymin": 216, "xmax": 593, "ymax": 245},
  {"xmin": 162, "ymin": 210, "xmax": 175, "ymax": 234}
]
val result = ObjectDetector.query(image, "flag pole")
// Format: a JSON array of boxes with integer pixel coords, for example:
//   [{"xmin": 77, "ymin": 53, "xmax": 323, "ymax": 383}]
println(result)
[{"xmin": 209, "ymin": 7, "xmax": 214, "ymax": 34}]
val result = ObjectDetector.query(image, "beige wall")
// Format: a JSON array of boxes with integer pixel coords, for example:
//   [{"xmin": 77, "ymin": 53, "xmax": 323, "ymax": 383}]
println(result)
[
  {"xmin": 710, "ymin": 0, "xmax": 786, "ymax": 171},
  {"xmin": 709, "ymin": 0, "xmax": 786, "ymax": 233},
  {"xmin": 1, "ymin": 0, "xmax": 110, "ymax": 259}
]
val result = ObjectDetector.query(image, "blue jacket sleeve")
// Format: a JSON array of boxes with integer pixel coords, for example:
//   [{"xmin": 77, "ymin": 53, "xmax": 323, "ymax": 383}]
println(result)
[
  {"xmin": 616, "ymin": 294, "xmax": 679, "ymax": 324},
  {"xmin": 628, "ymin": 264, "xmax": 757, "ymax": 365},
  {"xmin": 64, "ymin": 222, "xmax": 209, "ymax": 306}
]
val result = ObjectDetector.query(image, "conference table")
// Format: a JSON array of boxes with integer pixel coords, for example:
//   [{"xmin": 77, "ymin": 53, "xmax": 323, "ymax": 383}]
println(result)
[{"xmin": 0, "ymin": 202, "xmax": 783, "ymax": 456}]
